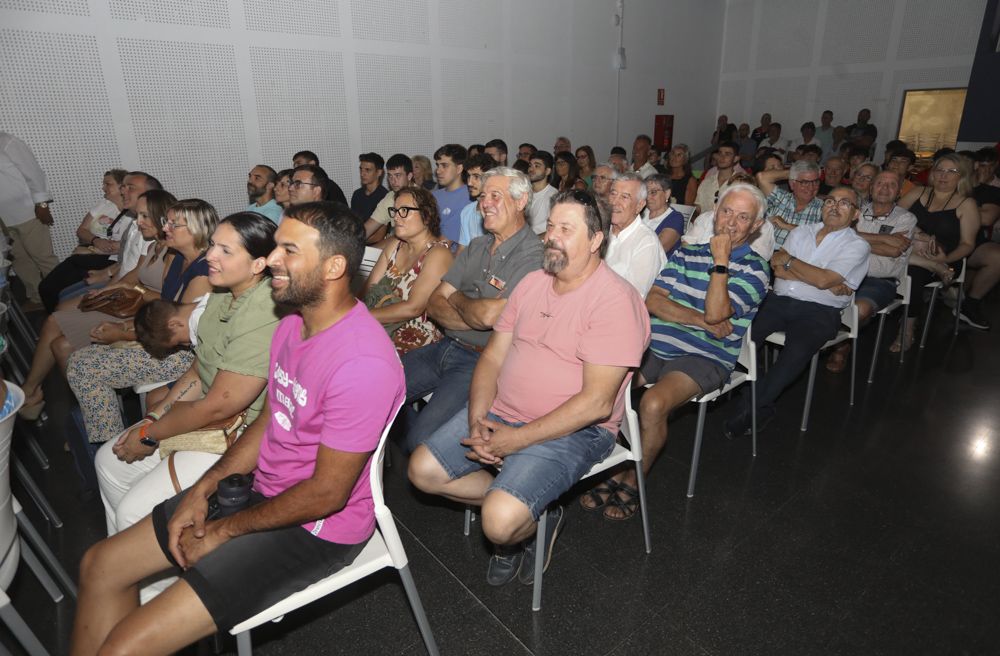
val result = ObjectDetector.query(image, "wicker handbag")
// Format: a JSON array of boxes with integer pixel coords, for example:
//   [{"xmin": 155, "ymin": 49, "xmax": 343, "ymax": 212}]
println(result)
[{"xmin": 157, "ymin": 411, "xmax": 246, "ymax": 459}]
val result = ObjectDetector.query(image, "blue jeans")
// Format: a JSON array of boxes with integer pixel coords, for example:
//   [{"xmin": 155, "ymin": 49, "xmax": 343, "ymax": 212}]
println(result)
[
  {"xmin": 423, "ymin": 405, "xmax": 616, "ymax": 520},
  {"xmin": 400, "ymin": 337, "xmax": 482, "ymax": 453}
]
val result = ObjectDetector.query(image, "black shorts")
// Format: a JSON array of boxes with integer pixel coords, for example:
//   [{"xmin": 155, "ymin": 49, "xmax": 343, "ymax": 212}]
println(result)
[
  {"xmin": 639, "ymin": 351, "xmax": 730, "ymax": 395},
  {"xmin": 152, "ymin": 490, "xmax": 366, "ymax": 630}
]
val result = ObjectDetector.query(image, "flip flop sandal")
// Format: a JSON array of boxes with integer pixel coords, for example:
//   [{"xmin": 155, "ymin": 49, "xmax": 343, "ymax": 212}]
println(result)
[
  {"xmin": 603, "ymin": 482, "xmax": 640, "ymax": 521},
  {"xmin": 579, "ymin": 480, "xmax": 619, "ymax": 512}
]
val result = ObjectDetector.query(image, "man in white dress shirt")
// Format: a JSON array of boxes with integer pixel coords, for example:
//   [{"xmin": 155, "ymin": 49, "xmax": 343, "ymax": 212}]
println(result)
[
  {"xmin": 724, "ymin": 186, "xmax": 870, "ymax": 438},
  {"xmin": 604, "ymin": 172, "xmax": 666, "ymax": 295},
  {"xmin": 0, "ymin": 132, "xmax": 59, "ymax": 307}
]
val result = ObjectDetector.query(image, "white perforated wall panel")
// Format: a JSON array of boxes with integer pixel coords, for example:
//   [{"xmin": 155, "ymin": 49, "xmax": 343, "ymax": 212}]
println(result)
[
  {"xmin": 819, "ymin": 0, "xmax": 893, "ymax": 66},
  {"xmin": 812, "ymin": 71, "xmax": 884, "ymax": 127},
  {"xmin": 244, "ymin": 0, "xmax": 339, "ymax": 36},
  {"xmin": 750, "ymin": 77, "xmax": 809, "ymax": 129},
  {"xmin": 719, "ymin": 79, "xmax": 748, "ymax": 121},
  {"xmin": 355, "ymin": 53, "xmax": 435, "ymax": 160},
  {"xmin": 0, "ymin": 0, "xmax": 88, "ymax": 15},
  {"xmin": 439, "ymin": 59, "xmax": 504, "ymax": 145},
  {"xmin": 755, "ymin": 0, "xmax": 820, "ymax": 70},
  {"xmin": 0, "ymin": 29, "xmax": 118, "ymax": 254},
  {"xmin": 897, "ymin": 0, "xmax": 986, "ymax": 60},
  {"xmin": 721, "ymin": 0, "xmax": 753, "ymax": 74},
  {"xmin": 510, "ymin": 0, "xmax": 571, "ymax": 54},
  {"xmin": 351, "ymin": 0, "xmax": 429, "ymax": 44},
  {"xmin": 249, "ymin": 46, "xmax": 352, "ymax": 190},
  {"xmin": 438, "ymin": 0, "xmax": 501, "ymax": 50},
  {"xmin": 109, "ymin": 0, "xmax": 230, "ymax": 29},
  {"xmin": 119, "ymin": 38, "xmax": 247, "ymax": 215}
]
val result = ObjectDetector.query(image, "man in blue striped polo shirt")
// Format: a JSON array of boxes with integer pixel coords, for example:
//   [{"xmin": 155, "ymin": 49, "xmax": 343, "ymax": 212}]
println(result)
[{"xmin": 588, "ymin": 183, "xmax": 770, "ymax": 520}]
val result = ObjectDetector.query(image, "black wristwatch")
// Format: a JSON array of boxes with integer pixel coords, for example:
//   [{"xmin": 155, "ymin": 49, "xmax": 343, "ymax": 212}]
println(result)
[
  {"xmin": 711, "ymin": 264, "xmax": 729, "ymax": 275},
  {"xmin": 138, "ymin": 424, "xmax": 159, "ymax": 448}
]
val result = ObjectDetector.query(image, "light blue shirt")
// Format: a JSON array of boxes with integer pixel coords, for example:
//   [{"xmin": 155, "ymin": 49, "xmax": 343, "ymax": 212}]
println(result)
[
  {"xmin": 247, "ymin": 198, "xmax": 284, "ymax": 224},
  {"xmin": 458, "ymin": 201, "xmax": 484, "ymax": 246}
]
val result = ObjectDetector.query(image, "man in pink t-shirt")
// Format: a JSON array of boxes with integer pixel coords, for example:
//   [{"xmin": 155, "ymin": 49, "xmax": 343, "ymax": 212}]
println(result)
[
  {"xmin": 73, "ymin": 202, "xmax": 404, "ymax": 654},
  {"xmin": 410, "ymin": 190, "xmax": 650, "ymax": 587}
]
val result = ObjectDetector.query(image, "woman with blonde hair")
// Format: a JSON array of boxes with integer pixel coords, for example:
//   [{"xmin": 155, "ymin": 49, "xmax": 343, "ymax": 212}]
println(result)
[{"xmin": 412, "ymin": 155, "xmax": 435, "ymax": 190}]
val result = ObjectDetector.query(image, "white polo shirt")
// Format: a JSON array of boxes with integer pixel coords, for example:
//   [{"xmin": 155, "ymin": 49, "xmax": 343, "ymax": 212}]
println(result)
[{"xmin": 775, "ymin": 222, "xmax": 870, "ymax": 308}]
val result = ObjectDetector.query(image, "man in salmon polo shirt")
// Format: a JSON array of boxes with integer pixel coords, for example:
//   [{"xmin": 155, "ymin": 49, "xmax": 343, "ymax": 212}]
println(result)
[
  {"xmin": 409, "ymin": 190, "xmax": 650, "ymax": 587},
  {"xmin": 71, "ymin": 201, "xmax": 405, "ymax": 654}
]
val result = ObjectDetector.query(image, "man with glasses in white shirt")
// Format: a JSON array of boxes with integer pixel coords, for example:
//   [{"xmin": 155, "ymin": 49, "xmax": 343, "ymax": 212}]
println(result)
[{"xmin": 724, "ymin": 186, "xmax": 870, "ymax": 437}]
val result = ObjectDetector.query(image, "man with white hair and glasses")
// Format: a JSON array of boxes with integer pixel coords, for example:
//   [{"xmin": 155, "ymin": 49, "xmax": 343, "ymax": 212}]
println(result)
[{"xmin": 757, "ymin": 160, "xmax": 825, "ymax": 251}]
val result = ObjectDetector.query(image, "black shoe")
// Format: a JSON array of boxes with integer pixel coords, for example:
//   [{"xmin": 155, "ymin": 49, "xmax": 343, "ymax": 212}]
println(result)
[
  {"xmin": 486, "ymin": 545, "xmax": 524, "ymax": 586},
  {"xmin": 723, "ymin": 416, "xmax": 751, "ymax": 440},
  {"xmin": 957, "ymin": 301, "xmax": 991, "ymax": 330},
  {"xmin": 518, "ymin": 505, "xmax": 564, "ymax": 585}
]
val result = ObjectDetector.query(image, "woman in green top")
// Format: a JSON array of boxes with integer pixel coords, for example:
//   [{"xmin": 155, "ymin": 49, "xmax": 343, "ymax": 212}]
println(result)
[{"xmin": 93, "ymin": 212, "xmax": 281, "ymax": 536}]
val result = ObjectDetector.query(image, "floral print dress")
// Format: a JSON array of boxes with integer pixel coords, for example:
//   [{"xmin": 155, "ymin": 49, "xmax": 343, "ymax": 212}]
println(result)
[{"xmin": 364, "ymin": 240, "xmax": 445, "ymax": 354}]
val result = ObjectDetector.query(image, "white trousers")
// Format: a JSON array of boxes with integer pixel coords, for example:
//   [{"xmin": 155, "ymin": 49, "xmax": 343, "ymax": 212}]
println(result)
[{"xmin": 95, "ymin": 441, "xmax": 222, "ymax": 602}]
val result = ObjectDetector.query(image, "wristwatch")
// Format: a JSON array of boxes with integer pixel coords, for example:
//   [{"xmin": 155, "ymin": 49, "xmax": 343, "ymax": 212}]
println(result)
[
  {"xmin": 36, "ymin": 201, "xmax": 52, "ymax": 209},
  {"xmin": 783, "ymin": 256, "xmax": 795, "ymax": 271},
  {"xmin": 138, "ymin": 423, "xmax": 158, "ymax": 448},
  {"xmin": 711, "ymin": 264, "xmax": 729, "ymax": 275}
]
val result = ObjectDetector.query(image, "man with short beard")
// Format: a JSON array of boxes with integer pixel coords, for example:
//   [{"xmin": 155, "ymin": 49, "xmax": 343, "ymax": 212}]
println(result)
[
  {"xmin": 527, "ymin": 151, "xmax": 557, "ymax": 234},
  {"xmin": 246, "ymin": 165, "xmax": 283, "ymax": 224},
  {"xmin": 401, "ymin": 168, "xmax": 542, "ymax": 454},
  {"xmin": 458, "ymin": 153, "xmax": 498, "ymax": 249},
  {"xmin": 694, "ymin": 141, "xmax": 745, "ymax": 217},
  {"xmin": 409, "ymin": 189, "xmax": 649, "ymax": 586}
]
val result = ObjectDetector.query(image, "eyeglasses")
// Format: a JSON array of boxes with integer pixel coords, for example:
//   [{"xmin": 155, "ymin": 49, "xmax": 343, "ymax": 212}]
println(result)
[
  {"xmin": 387, "ymin": 206, "xmax": 420, "ymax": 219},
  {"xmin": 570, "ymin": 189, "xmax": 599, "ymax": 214},
  {"xmin": 935, "ymin": 168, "xmax": 961, "ymax": 175},
  {"xmin": 592, "ymin": 174, "xmax": 612, "ymax": 181},
  {"xmin": 822, "ymin": 198, "xmax": 856, "ymax": 210},
  {"xmin": 165, "ymin": 220, "xmax": 188, "ymax": 229},
  {"xmin": 288, "ymin": 179, "xmax": 320, "ymax": 189},
  {"xmin": 793, "ymin": 178, "xmax": 821, "ymax": 186},
  {"xmin": 853, "ymin": 174, "xmax": 874, "ymax": 182}
]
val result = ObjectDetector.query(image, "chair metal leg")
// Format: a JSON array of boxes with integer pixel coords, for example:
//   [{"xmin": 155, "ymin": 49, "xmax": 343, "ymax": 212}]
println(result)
[
  {"xmin": 22, "ymin": 432, "xmax": 49, "ymax": 471},
  {"xmin": 13, "ymin": 457, "xmax": 63, "ymax": 528},
  {"xmin": 397, "ymin": 565, "xmax": 440, "ymax": 656},
  {"xmin": 920, "ymin": 287, "xmax": 939, "ymax": 349},
  {"xmin": 0, "ymin": 595, "xmax": 49, "ymax": 656},
  {"xmin": 800, "ymin": 354, "xmax": 819, "ymax": 432},
  {"xmin": 751, "ymin": 380, "xmax": 757, "ymax": 458},
  {"xmin": 868, "ymin": 313, "xmax": 886, "ymax": 384},
  {"xmin": 463, "ymin": 506, "xmax": 471, "ymax": 537},
  {"xmin": 898, "ymin": 314, "xmax": 907, "ymax": 364},
  {"xmin": 531, "ymin": 510, "xmax": 547, "ymax": 612},
  {"xmin": 9, "ymin": 300, "xmax": 39, "ymax": 342},
  {"xmin": 849, "ymin": 337, "xmax": 857, "ymax": 406},
  {"xmin": 235, "ymin": 630, "xmax": 252, "ymax": 656},
  {"xmin": 16, "ymin": 508, "xmax": 77, "ymax": 599},
  {"xmin": 685, "ymin": 403, "xmax": 708, "ymax": 498},
  {"xmin": 19, "ymin": 537, "xmax": 63, "ymax": 603},
  {"xmin": 633, "ymin": 464, "xmax": 652, "ymax": 554}
]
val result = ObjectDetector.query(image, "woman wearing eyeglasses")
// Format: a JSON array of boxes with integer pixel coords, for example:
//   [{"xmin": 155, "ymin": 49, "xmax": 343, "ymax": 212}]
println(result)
[
  {"xmin": 362, "ymin": 186, "xmax": 453, "ymax": 355},
  {"xmin": 575, "ymin": 146, "xmax": 596, "ymax": 188},
  {"xmin": 18, "ymin": 195, "xmax": 215, "ymax": 419},
  {"xmin": 892, "ymin": 153, "xmax": 979, "ymax": 351}
]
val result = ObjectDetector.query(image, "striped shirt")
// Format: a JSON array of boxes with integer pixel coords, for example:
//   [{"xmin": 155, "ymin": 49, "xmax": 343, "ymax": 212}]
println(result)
[
  {"xmin": 766, "ymin": 187, "xmax": 824, "ymax": 248},
  {"xmin": 649, "ymin": 242, "xmax": 770, "ymax": 370}
]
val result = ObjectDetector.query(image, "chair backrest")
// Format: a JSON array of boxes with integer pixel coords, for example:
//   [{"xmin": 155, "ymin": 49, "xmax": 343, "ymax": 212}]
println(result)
[
  {"xmin": 840, "ymin": 299, "xmax": 860, "ymax": 338},
  {"xmin": 0, "ymin": 383, "xmax": 25, "ymax": 578},
  {"xmin": 620, "ymin": 388, "xmax": 643, "ymax": 461},
  {"xmin": 359, "ymin": 246, "xmax": 381, "ymax": 279},
  {"xmin": 670, "ymin": 204, "xmax": 697, "ymax": 230},
  {"xmin": 369, "ymin": 401, "xmax": 407, "ymax": 567},
  {"xmin": 955, "ymin": 257, "xmax": 968, "ymax": 284},
  {"xmin": 735, "ymin": 324, "xmax": 757, "ymax": 382},
  {"xmin": 897, "ymin": 275, "xmax": 912, "ymax": 305}
]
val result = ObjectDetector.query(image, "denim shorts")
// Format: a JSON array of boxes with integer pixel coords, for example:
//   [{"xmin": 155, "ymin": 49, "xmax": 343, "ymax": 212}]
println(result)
[
  {"xmin": 854, "ymin": 276, "xmax": 898, "ymax": 312},
  {"xmin": 423, "ymin": 405, "xmax": 616, "ymax": 520}
]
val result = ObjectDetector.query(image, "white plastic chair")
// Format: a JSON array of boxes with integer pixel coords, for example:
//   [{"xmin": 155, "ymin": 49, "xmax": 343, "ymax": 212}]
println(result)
[
  {"xmin": 358, "ymin": 245, "xmax": 382, "ymax": 279},
  {"xmin": 919, "ymin": 258, "xmax": 967, "ymax": 349},
  {"xmin": 462, "ymin": 390, "xmax": 652, "ymax": 612},
  {"xmin": 0, "ymin": 383, "xmax": 78, "ymax": 656},
  {"xmin": 229, "ymin": 403, "xmax": 439, "ymax": 655},
  {"xmin": 764, "ymin": 301, "xmax": 859, "ymax": 432},
  {"xmin": 670, "ymin": 204, "xmax": 697, "ymax": 231},
  {"xmin": 867, "ymin": 275, "xmax": 912, "ymax": 384},
  {"xmin": 677, "ymin": 325, "xmax": 758, "ymax": 498}
]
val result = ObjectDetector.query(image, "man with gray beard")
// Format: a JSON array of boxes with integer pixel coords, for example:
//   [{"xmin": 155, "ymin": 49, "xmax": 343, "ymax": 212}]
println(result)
[{"xmin": 409, "ymin": 190, "xmax": 649, "ymax": 586}]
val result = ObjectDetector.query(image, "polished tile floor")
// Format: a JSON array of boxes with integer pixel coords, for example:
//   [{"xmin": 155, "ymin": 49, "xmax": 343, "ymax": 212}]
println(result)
[{"xmin": 5, "ymin": 295, "xmax": 998, "ymax": 655}]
